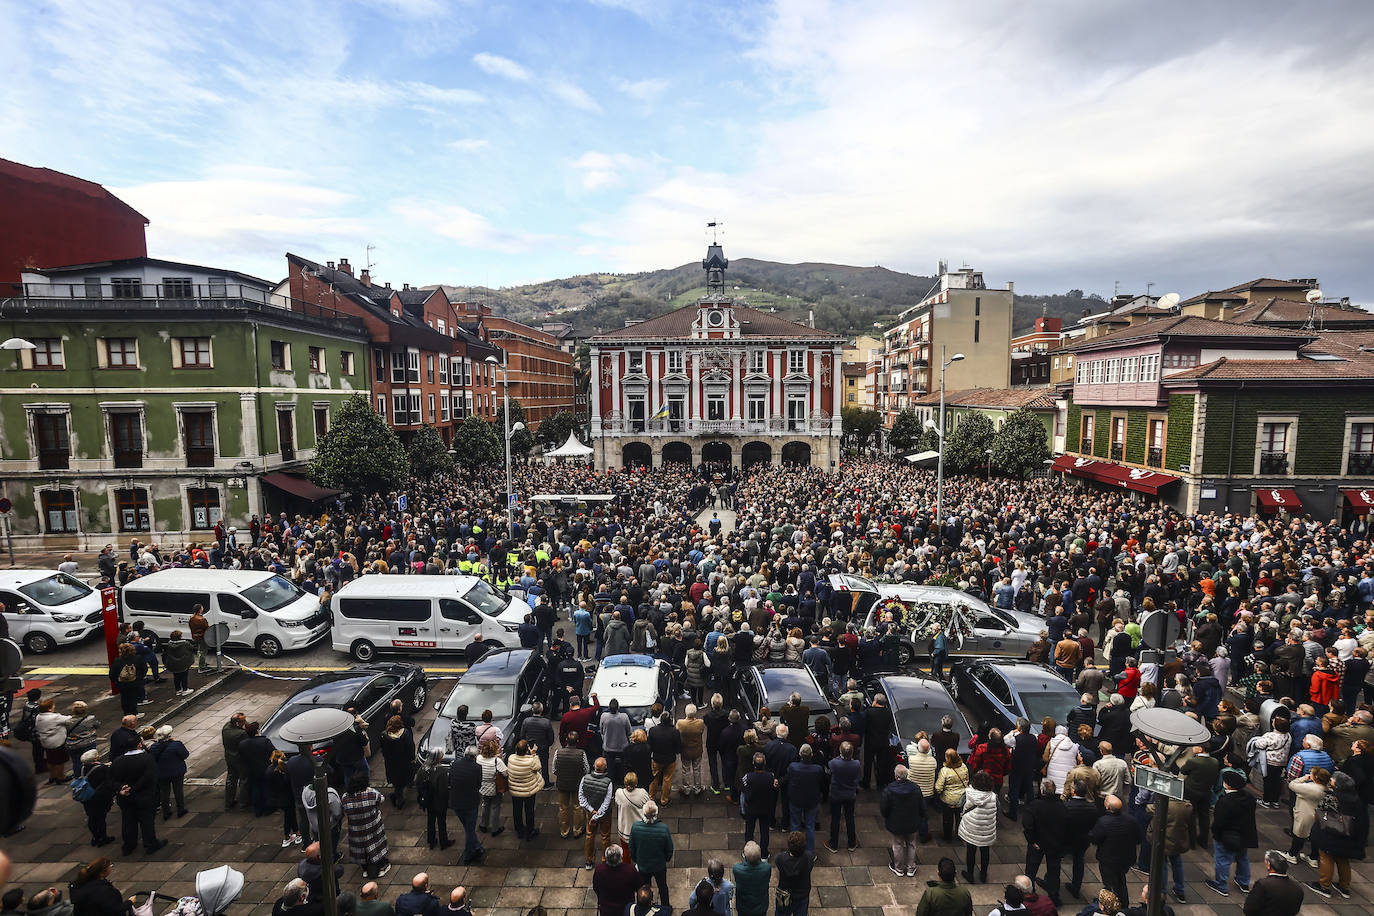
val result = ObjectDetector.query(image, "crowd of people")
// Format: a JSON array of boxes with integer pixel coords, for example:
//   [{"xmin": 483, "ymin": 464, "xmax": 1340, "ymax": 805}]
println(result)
[{"xmin": 7, "ymin": 456, "xmax": 1374, "ymax": 915}]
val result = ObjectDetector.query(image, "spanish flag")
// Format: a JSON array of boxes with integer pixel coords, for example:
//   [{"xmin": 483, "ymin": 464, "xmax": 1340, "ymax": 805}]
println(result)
[{"xmin": 650, "ymin": 403, "xmax": 671, "ymax": 421}]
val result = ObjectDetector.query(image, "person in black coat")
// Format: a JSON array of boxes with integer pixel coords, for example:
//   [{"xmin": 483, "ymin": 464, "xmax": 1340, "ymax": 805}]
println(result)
[
  {"xmin": 1243, "ymin": 851, "xmax": 1304, "ymax": 916},
  {"xmin": 109, "ymin": 646, "xmax": 146, "ymax": 716},
  {"xmin": 1087, "ymin": 795, "xmax": 1138, "ymax": 904},
  {"xmin": 287, "ymin": 751, "xmax": 317, "ymax": 844},
  {"xmin": 1095, "ymin": 698, "xmax": 1133, "ymax": 759},
  {"xmin": 878, "ymin": 765, "xmax": 925, "ymax": 877},
  {"xmin": 379, "ymin": 715, "xmax": 417, "ymax": 809},
  {"xmin": 68, "ymin": 858, "xmax": 129, "ymax": 915},
  {"xmin": 763, "ymin": 729, "xmax": 798, "ymax": 823},
  {"xmin": 1308, "ymin": 770, "xmax": 1368, "ymax": 897},
  {"xmin": 108, "ymin": 716, "xmax": 140, "ymax": 761},
  {"xmin": 448, "ymin": 746, "xmax": 487, "ymax": 864},
  {"xmin": 109, "ymin": 739, "xmax": 164, "ymax": 855},
  {"xmin": 266, "ymin": 751, "xmax": 301, "ymax": 845},
  {"xmin": 417, "ymin": 748, "xmax": 452, "ymax": 850},
  {"xmin": 861, "ymin": 695, "xmax": 895, "ymax": 789},
  {"xmin": 238, "ymin": 721, "xmax": 275, "ymax": 817},
  {"xmin": 1207, "ymin": 769, "xmax": 1258, "ymax": 896},
  {"xmin": 79, "ymin": 749, "xmax": 116, "ymax": 847},
  {"xmin": 742, "ymin": 753, "xmax": 778, "ymax": 859},
  {"xmin": 1023, "ymin": 778, "xmax": 1068, "ymax": 906}
]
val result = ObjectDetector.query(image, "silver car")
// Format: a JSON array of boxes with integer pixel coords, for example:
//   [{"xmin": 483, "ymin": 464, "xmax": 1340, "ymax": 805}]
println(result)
[{"xmin": 829, "ymin": 574, "xmax": 1044, "ymax": 663}]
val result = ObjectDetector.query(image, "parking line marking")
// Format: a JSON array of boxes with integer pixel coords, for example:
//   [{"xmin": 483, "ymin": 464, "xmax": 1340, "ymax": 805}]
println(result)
[{"xmin": 23, "ymin": 664, "xmax": 470, "ymax": 676}]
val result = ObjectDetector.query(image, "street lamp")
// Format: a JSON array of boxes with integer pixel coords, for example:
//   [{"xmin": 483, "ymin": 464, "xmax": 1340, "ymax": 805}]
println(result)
[
  {"xmin": 278, "ymin": 707, "xmax": 357, "ymax": 916},
  {"xmin": 924, "ymin": 347, "xmax": 964, "ymax": 529},
  {"xmin": 1130, "ymin": 707, "xmax": 1211, "ymax": 916},
  {"xmin": 485, "ymin": 355, "xmax": 526, "ymax": 537}
]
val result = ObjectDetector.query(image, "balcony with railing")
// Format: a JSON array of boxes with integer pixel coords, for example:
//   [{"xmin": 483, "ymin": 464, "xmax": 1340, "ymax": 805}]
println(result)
[
  {"xmin": 600, "ymin": 413, "xmax": 833, "ymax": 436},
  {"xmin": 1110, "ymin": 443, "xmax": 1124, "ymax": 460},
  {"xmin": 1079, "ymin": 437, "xmax": 1093, "ymax": 455},
  {"xmin": 1349, "ymin": 451, "xmax": 1374, "ymax": 475},
  {"xmin": 7, "ymin": 282, "xmax": 366, "ymax": 335},
  {"xmin": 1146, "ymin": 446, "xmax": 1163, "ymax": 468},
  {"xmin": 1259, "ymin": 451, "xmax": 1290, "ymax": 475}
]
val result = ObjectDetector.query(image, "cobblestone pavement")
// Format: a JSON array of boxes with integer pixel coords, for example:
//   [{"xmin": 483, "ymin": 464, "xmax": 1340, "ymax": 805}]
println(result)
[{"xmin": 7, "ymin": 665, "xmax": 1374, "ymax": 916}]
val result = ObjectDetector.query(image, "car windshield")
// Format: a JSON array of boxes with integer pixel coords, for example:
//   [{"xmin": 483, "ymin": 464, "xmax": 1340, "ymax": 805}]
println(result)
[
  {"xmin": 894, "ymin": 703, "xmax": 955, "ymax": 743},
  {"xmin": 241, "ymin": 575, "xmax": 304, "ymax": 613},
  {"xmin": 1020, "ymin": 688, "xmax": 1079, "ymax": 727},
  {"xmin": 441, "ymin": 683, "xmax": 516, "ymax": 720},
  {"xmin": 17, "ymin": 573, "xmax": 91, "ymax": 607},
  {"xmin": 463, "ymin": 580, "xmax": 511, "ymax": 618}
]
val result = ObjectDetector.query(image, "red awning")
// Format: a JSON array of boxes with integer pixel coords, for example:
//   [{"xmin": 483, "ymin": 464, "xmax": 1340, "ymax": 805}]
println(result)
[
  {"xmin": 1343, "ymin": 488, "xmax": 1374, "ymax": 514},
  {"xmin": 1050, "ymin": 455, "xmax": 1180, "ymax": 495},
  {"xmin": 1255, "ymin": 487, "xmax": 1302, "ymax": 512},
  {"xmin": 260, "ymin": 472, "xmax": 343, "ymax": 501}
]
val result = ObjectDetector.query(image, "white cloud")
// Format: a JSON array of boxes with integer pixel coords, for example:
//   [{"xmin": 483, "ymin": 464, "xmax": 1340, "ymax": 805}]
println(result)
[
  {"xmin": 391, "ymin": 199, "xmax": 558, "ymax": 254},
  {"xmin": 571, "ymin": 151, "xmax": 649, "ymax": 189},
  {"xmin": 472, "ymin": 52, "xmax": 533, "ymax": 82},
  {"xmin": 448, "ymin": 138, "xmax": 491, "ymax": 152},
  {"xmin": 550, "ymin": 80, "xmax": 602, "ymax": 113},
  {"xmin": 585, "ymin": 1, "xmax": 1374, "ymax": 297},
  {"xmin": 616, "ymin": 77, "xmax": 669, "ymax": 102}
]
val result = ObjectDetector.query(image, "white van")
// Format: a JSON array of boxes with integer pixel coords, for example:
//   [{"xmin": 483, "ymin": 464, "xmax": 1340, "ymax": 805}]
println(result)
[
  {"xmin": 120, "ymin": 569, "xmax": 328, "ymax": 658},
  {"xmin": 331, "ymin": 575, "xmax": 522, "ymax": 662},
  {"xmin": 0, "ymin": 569, "xmax": 103, "ymax": 654}
]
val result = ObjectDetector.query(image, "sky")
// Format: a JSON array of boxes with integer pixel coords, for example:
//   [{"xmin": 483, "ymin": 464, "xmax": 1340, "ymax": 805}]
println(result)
[{"xmin": 4, "ymin": 0, "xmax": 1374, "ymax": 302}]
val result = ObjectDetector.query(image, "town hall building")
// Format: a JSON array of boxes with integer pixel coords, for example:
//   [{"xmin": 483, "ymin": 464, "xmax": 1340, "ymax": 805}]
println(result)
[{"xmin": 588, "ymin": 244, "xmax": 843, "ymax": 470}]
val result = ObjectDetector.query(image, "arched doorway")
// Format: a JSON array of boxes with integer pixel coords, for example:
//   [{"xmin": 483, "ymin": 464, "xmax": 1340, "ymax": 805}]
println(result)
[
  {"xmin": 662, "ymin": 441, "xmax": 692, "ymax": 466},
  {"xmin": 701, "ymin": 440, "xmax": 732, "ymax": 468},
  {"xmin": 781, "ymin": 441, "xmax": 812, "ymax": 466},
  {"xmin": 622, "ymin": 441, "xmax": 652, "ymax": 468},
  {"xmin": 741, "ymin": 441, "xmax": 773, "ymax": 469}
]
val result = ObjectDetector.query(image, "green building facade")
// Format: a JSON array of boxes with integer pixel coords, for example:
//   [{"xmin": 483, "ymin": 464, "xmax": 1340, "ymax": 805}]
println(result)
[{"xmin": 0, "ymin": 259, "xmax": 370, "ymax": 548}]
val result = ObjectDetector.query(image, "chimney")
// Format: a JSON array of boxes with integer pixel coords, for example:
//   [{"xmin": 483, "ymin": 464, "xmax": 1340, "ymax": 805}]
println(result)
[
  {"xmin": 326, "ymin": 261, "xmax": 335, "ymax": 270},
  {"xmin": 360, "ymin": 269, "xmax": 371, "ymax": 288},
  {"xmin": 338, "ymin": 258, "xmax": 352, "ymax": 276},
  {"xmin": 1007, "ymin": 280, "xmax": 1014, "ymax": 293},
  {"xmin": 403, "ymin": 283, "xmax": 411, "ymax": 291}
]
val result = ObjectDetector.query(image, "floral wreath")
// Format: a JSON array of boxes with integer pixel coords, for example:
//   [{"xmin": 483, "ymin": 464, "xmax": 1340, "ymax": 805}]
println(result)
[{"xmin": 906, "ymin": 600, "xmax": 974, "ymax": 646}]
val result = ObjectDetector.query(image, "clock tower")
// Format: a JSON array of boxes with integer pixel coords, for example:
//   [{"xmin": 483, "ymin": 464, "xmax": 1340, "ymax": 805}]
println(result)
[{"xmin": 693, "ymin": 242, "xmax": 740, "ymax": 339}]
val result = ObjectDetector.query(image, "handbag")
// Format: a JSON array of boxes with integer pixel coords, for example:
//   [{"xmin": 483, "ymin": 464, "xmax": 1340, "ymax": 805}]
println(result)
[
  {"xmin": 1317, "ymin": 806, "xmax": 1354, "ymax": 837},
  {"xmin": 494, "ymin": 771, "xmax": 509, "ymax": 794}
]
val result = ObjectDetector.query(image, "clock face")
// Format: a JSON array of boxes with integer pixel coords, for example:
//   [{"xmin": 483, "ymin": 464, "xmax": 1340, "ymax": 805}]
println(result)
[{"xmin": 706, "ymin": 308, "xmax": 725, "ymax": 327}]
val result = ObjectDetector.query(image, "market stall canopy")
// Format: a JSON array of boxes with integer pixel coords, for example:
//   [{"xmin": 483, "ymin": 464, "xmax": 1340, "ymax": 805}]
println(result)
[
  {"xmin": 260, "ymin": 472, "xmax": 342, "ymax": 501},
  {"xmin": 545, "ymin": 432, "xmax": 593, "ymax": 458},
  {"xmin": 1342, "ymin": 488, "xmax": 1374, "ymax": 514},
  {"xmin": 904, "ymin": 450, "xmax": 940, "ymax": 464}
]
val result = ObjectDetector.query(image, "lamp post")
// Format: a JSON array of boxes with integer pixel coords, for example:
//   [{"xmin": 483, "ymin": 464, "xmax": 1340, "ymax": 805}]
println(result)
[
  {"xmin": 278, "ymin": 707, "xmax": 357, "ymax": 916},
  {"xmin": 1130, "ymin": 707, "xmax": 1211, "ymax": 916},
  {"xmin": 924, "ymin": 347, "xmax": 964, "ymax": 530},
  {"xmin": 485, "ymin": 355, "xmax": 526, "ymax": 538}
]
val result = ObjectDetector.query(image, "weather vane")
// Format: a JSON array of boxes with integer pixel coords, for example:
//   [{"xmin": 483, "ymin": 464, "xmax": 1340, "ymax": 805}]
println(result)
[{"xmin": 706, "ymin": 221, "xmax": 723, "ymax": 244}]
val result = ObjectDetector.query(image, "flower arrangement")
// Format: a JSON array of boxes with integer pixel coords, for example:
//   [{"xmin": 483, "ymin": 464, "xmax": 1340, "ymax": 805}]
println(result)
[{"xmin": 906, "ymin": 601, "xmax": 975, "ymax": 648}]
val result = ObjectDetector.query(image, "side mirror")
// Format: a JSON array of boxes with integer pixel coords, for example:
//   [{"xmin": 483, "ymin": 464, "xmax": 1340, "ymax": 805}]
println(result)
[
  {"xmin": 519, "ymin": 703, "xmax": 534, "ymax": 717},
  {"xmin": 241, "ymin": 608, "xmax": 258, "ymax": 619}
]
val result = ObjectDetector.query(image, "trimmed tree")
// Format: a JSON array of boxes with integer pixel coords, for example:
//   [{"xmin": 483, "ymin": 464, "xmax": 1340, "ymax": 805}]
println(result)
[
  {"xmin": 991, "ymin": 408, "xmax": 1052, "ymax": 479},
  {"xmin": 450, "ymin": 414, "xmax": 502, "ymax": 469},
  {"xmin": 841, "ymin": 407, "xmax": 883, "ymax": 450},
  {"xmin": 537, "ymin": 409, "xmax": 580, "ymax": 448},
  {"xmin": 309, "ymin": 394, "xmax": 408, "ymax": 495},
  {"xmin": 944, "ymin": 411, "xmax": 996, "ymax": 474},
  {"xmin": 916, "ymin": 423, "xmax": 940, "ymax": 455},
  {"xmin": 495, "ymin": 400, "xmax": 534, "ymax": 459},
  {"xmin": 408, "ymin": 423, "xmax": 453, "ymax": 479},
  {"xmin": 888, "ymin": 409, "xmax": 922, "ymax": 454}
]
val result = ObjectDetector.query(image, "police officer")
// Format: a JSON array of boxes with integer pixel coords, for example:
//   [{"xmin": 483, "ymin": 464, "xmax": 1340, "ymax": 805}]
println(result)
[{"xmin": 552, "ymin": 646, "xmax": 584, "ymax": 719}]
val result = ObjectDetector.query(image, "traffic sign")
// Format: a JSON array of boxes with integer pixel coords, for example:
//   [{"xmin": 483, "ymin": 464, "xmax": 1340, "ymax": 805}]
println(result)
[
  {"xmin": 204, "ymin": 622, "xmax": 231, "ymax": 649},
  {"xmin": 397, "ymin": 494, "xmax": 408, "ymax": 512},
  {"xmin": 0, "ymin": 498, "xmax": 11, "ymax": 514},
  {"xmin": 508, "ymin": 494, "xmax": 518, "ymax": 508},
  {"xmin": 1133, "ymin": 764, "xmax": 1184, "ymax": 800}
]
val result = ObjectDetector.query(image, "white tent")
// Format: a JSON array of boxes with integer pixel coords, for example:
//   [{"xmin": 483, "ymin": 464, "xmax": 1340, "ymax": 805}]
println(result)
[
  {"xmin": 904, "ymin": 450, "xmax": 940, "ymax": 464},
  {"xmin": 545, "ymin": 431, "xmax": 594, "ymax": 462}
]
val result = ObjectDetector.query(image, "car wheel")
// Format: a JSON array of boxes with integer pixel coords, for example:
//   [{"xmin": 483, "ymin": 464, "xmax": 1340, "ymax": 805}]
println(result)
[
  {"xmin": 24, "ymin": 631, "xmax": 54, "ymax": 654},
  {"xmin": 255, "ymin": 635, "xmax": 283, "ymax": 658},
  {"xmin": 411, "ymin": 682, "xmax": 427, "ymax": 711},
  {"xmin": 898, "ymin": 642, "xmax": 914, "ymax": 667},
  {"xmin": 351, "ymin": 639, "xmax": 377, "ymax": 663}
]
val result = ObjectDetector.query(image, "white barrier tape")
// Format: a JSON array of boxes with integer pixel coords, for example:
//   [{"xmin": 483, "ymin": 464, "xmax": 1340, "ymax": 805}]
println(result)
[{"xmin": 220, "ymin": 655, "xmax": 467, "ymax": 682}]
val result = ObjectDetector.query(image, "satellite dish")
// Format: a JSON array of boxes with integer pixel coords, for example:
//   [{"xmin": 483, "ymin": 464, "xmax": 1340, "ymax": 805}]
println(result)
[
  {"xmin": 1306, "ymin": 288, "xmax": 1324, "ymax": 304},
  {"xmin": 1157, "ymin": 292, "xmax": 1180, "ymax": 310}
]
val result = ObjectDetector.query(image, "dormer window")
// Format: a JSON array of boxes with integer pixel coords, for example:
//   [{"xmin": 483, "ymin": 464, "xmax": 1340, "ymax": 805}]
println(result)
[
  {"xmin": 749, "ymin": 350, "xmax": 766, "ymax": 375},
  {"xmin": 788, "ymin": 349, "xmax": 806, "ymax": 374}
]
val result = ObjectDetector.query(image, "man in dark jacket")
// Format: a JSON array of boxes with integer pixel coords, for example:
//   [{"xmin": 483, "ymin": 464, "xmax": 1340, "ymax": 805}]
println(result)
[
  {"xmin": 719, "ymin": 710, "xmax": 746, "ymax": 802},
  {"xmin": 1088, "ymin": 794, "xmax": 1137, "ymax": 904},
  {"xmin": 1193, "ymin": 667, "xmax": 1223, "ymax": 719},
  {"xmin": 463, "ymin": 635, "xmax": 490, "ymax": 668},
  {"xmin": 1243, "ymin": 850, "xmax": 1303, "ymax": 915},
  {"xmin": 109, "ymin": 714, "xmax": 140, "ymax": 760},
  {"xmin": 447, "ymin": 746, "xmax": 486, "ymax": 864},
  {"xmin": 221, "ymin": 712, "xmax": 248, "ymax": 810},
  {"xmin": 1063, "ymin": 777, "xmax": 1102, "ymax": 899},
  {"xmin": 861, "ymin": 694, "xmax": 895, "ymax": 789},
  {"xmin": 742, "ymin": 753, "xmax": 778, "ymax": 859},
  {"xmin": 647, "ymin": 712, "xmax": 682, "ymax": 806},
  {"xmin": 704, "ymin": 698, "xmax": 731, "ymax": 794},
  {"xmin": 1065, "ymin": 696, "xmax": 1098, "ymax": 739},
  {"xmin": 593, "ymin": 845, "xmax": 642, "ymax": 916},
  {"xmin": 826, "ymin": 741, "xmax": 862, "ymax": 852},
  {"xmin": 519, "ymin": 703, "xmax": 556, "ymax": 783},
  {"xmin": 238, "ymin": 721, "xmax": 275, "ymax": 816},
  {"xmin": 394, "ymin": 873, "xmax": 441, "ymax": 916},
  {"xmin": 1022, "ymin": 778, "xmax": 1067, "ymax": 906},
  {"xmin": 1206, "ymin": 769, "xmax": 1258, "ymax": 897},
  {"xmin": 763, "ymin": 726, "xmax": 798, "ymax": 823},
  {"xmin": 1006, "ymin": 719, "xmax": 1041, "ymax": 820},
  {"xmin": 110, "ymin": 738, "xmax": 165, "ymax": 855},
  {"xmin": 880, "ymin": 764, "xmax": 926, "ymax": 877},
  {"xmin": 784, "ymin": 744, "xmax": 824, "ymax": 854},
  {"xmin": 330, "ymin": 710, "xmax": 370, "ymax": 789},
  {"xmin": 287, "ymin": 752, "xmax": 316, "ymax": 844},
  {"xmin": 1095, "ymin": 696, "xmax": 1133, "ymax": 759}
]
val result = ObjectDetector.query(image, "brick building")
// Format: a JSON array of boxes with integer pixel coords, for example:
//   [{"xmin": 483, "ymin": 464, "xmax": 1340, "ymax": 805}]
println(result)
[
  {"xmin": 451, "ymin": 301, "xmax": 576, "ymax": 425},
  {"xmin": 0, "ymin": 158, "xmax": 148, "ymax": 294}
]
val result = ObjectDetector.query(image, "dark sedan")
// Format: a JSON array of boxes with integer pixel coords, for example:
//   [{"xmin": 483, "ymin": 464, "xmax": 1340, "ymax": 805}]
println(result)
[
  {"xmin": 262, "ymin": 662, "xmax": 428, "ymax": 754},
  {"xmin": 861, "ymin": 674, "xmax": 972, "ymax": 759},
  {"xmin": 950, "ymin": 659, "xmax": 1080, "ymax": 736},
  {"xmin": 735, "ymin": 663, "xmax": 834, "ymax": 732},
  {"xmin": 420, "ymin": 647, "xmax": 548, "ymax": 761}
]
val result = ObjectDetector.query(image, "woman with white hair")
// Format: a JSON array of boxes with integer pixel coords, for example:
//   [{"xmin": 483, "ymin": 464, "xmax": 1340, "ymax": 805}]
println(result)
[
  {"xmin": 1043, "ymin": 725, "xmax": 1079, "ymax": 795},
  {"xmin": 149, "ymin": 724, "xmax": 189, "ymax": 821}
]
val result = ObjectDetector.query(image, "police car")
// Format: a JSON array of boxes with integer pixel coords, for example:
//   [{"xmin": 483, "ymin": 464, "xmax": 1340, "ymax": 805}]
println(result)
[{"xmin": 588, "ymin": 654, "xmax": 677, "ymax": 725}]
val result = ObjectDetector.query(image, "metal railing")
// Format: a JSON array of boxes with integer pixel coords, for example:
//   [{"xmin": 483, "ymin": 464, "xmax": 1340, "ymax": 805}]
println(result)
[
  {"xmin": 1110, "ymin": 444, "xmax": 1124, "ymax": 460},
  {"xmin": 1259, "ymin": 451, "xmax": 1289, "ymax": 474},
  {"xmin": 1146, "ymin": 446, "xmax": 1163, "ymax": 468},
  {"xmin": 601, "ymin": 417, "xmax": 833, "ymax": 436},
  {"xmin": 1079, "ymin": 437, "xmax": 1093, "ymax": 455},
  {"xmin": 1349, "ymin": 452, "xmax": 1374, "ymax": 475}
]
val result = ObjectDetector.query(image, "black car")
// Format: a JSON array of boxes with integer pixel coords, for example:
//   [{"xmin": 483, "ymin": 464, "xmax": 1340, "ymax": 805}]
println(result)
[
  {"xmin": 861, "ymin": 674, "xmax": 972, "ymax": 760},
  {"xmin": 420, "ymin": 647, "xmax": 548, "ymax": 760},
  {"xmin": 949, "ymin": 659, "xmax": 1080, "ymax": 736},
  {"xmin": 262, "ymin": 662, "xmax": 428, "ymax": 754},
  {"xmin": 735, "ymin": 663, "xmax": 834, "ymax": 732}
]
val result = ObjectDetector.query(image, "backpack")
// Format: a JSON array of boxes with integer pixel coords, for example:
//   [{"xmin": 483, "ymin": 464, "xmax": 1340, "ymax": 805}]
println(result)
[
  {"xmin": 118, "ymin": 663, "xmax": 138, "ymax": 683},
  {"xmin": 13, "ymin": 709, "xmax": 36, "ymax": 743},
  {"xmin": 415, "ymin": 769, "xmax": 431, "ymax": 810},
  {"xmin": 71, "ymin": 775, "xmax": 96, "ymax": 803}
]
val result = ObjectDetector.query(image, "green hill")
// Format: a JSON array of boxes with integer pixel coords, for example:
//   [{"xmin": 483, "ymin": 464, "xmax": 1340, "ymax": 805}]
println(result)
[{"xmin": 432, "ymin": 261, "xmax": 1105, "ymax": 339}]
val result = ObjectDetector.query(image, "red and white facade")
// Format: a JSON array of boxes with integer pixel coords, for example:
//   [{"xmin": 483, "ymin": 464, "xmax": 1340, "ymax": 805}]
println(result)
[{"xmin": 588, "ymin": 245, "xmax": 843, "ymax": 470}]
